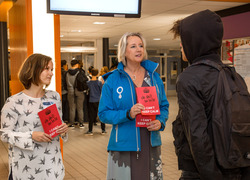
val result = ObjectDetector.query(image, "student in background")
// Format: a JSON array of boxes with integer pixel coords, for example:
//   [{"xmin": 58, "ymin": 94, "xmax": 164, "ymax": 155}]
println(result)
[
  {"xmin": 61, "ymin": 60, "xmax": 69, "ymax": 123},
  {"xmin": 85, "ymin": 68, "xmax": 106, "ymax": 135},
  {"xmin": 0, "ymin": 53, "xmax": 68, "ymax": 180},
  {"xmin": 66, "ymin": 60, "xmax": 86, "ymax": 128},
  {"xmin": 87, "ymin": 65, "xmax": 94, "ymax": 81},
  {"xmin": 98, "ymin": 66, "xmax": 109, "ymax": 84}
]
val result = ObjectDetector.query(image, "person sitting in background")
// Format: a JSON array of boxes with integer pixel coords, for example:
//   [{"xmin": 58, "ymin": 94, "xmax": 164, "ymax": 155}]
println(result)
[
  {"xmin": 98, "ymin": 66, "xmax": 109, "ymax": 84},
  {"xmin": 0, "ymin": 53, "xmax": 68, "ymax": 180},
  {"xmin": 85, "ymin": 68, "xmax": 106, "ymax": 135}
]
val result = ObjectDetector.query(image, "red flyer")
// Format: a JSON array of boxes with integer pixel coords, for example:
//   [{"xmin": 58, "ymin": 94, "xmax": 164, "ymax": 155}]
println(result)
[
  {"xmin": 136, "ymin": 114, "xmax": 155, "ymax": 127},
  {"xmin": 38, "ymin": 104, "xmax": 62, "ymax": 138},
  {"xmin": 136, "ymin": 86, "xmax": 160, "ymax": 115}
]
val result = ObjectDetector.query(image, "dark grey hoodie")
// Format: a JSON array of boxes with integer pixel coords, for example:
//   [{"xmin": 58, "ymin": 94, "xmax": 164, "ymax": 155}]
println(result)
[{"xmin": 66, "ymin": 68, "xmax": 79, "ymax": 93}]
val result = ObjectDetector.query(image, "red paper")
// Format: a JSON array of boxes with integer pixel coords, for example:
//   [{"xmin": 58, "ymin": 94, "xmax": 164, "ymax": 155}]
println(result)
[
  {"xmin": 136, "ymin": 114, "xmax": 155, "ymax": 127},
  {"xmin": 136, "ymin": 86, "xmax": 160, "ymax": 115},
  {"xmin": 38, "ymin": 104, "xmax": 62, "ymax": 138}
]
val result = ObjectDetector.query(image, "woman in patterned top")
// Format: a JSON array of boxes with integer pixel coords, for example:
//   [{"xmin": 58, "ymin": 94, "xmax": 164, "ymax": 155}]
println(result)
[{"xmin": 0, "ymin": 53, "xmax": 68, "ymax": 180}]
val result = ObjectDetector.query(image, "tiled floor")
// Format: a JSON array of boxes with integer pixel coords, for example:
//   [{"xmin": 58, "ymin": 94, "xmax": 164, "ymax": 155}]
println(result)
[{"xmin": 0, "ymin": 96, "xmax": 181, "ymax": 179}]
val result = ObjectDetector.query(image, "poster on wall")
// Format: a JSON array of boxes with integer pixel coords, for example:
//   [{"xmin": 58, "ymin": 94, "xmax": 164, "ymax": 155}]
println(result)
[
  {"xmin": 221, "ymin": 40, "xmax": 234, "ymax": 64},
  {"xmin": 234, "ymin": 38, "xmax": 250, "ymax": 78}
]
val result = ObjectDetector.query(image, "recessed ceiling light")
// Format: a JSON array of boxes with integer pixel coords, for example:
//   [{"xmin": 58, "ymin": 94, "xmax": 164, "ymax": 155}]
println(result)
[
  {"xmin": 60, "ymin": 35, "xmax": 64, "ymax": 37},
  {"xmin": 153, "ymin": 38, "xmax": 161, "ymax": 41},
  {"xmin": 71, "ymin": 30, "xmax": 82, "ymax": 32},
  {"xmin": 93, "ymin": 22, "xmax": 105, "ymax": 25}
]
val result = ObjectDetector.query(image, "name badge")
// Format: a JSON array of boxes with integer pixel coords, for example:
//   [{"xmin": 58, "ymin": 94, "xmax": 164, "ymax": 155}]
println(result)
[{"xmin": 43, "ymin": 102, "xmax": 54, "ymax": 106}]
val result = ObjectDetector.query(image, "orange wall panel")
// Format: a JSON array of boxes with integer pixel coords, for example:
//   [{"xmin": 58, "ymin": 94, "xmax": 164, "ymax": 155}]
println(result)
[{"xmin": 54, "ymin": 14, "xmax": 61, "ymax": 96}]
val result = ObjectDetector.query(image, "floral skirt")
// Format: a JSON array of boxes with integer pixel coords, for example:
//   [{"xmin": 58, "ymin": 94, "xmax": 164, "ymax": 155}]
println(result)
[{"xmin": 106, "ymin": 128, "xmax": 163, "ymax": 180}]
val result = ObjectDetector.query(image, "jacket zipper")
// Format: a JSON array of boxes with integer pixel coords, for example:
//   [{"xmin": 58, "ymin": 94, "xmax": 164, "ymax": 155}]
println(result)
[
  {"xmin": 150, "ymin": 64, "xmax": 159, "ymax": 146},
  {"xmin": 119, "ymin": 70, "xmax": 139, "ymax": 152},
  {"xmin": 117, "ymin": 64, "xmax": 159, "ymax": 155},
  {"xmin": 115, "ymin": 124, "xmax": 118, "ymax": 142}
]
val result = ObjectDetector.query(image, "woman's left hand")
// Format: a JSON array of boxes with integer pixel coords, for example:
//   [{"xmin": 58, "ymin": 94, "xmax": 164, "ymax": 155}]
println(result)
[
  {"xmin": 56, "ymin": 123, "xmax": 68, "ymax": 135},
  {"xmin": 147, "ymin": 120, "xmax": 161, "ymax": 131}
]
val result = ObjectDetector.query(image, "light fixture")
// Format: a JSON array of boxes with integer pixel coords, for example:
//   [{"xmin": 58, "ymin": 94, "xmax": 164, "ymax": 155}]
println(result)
[
  {"xmin": 93, "ymin": 22, "xmax": 105, "ymax": 25},
  {"xmin": 60, "ymin": 35, "xmax": 64, "ymax": 37},
  {"xmin": 70, "ymin": 30, "xmax": 82, "ymax": 32},
  {"xmin": 153, "ymin": 38, "xmax": 161, "ymax": 41},
  {"xmin": 61, "ymin": 46, "xmax": 97, "ymax": 53}
]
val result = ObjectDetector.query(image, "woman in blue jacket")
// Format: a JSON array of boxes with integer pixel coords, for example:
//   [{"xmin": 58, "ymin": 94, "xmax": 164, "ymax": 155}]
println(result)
[{"xmin": 98, "ymin": 32, "xmax": 169, "ymax": 180}]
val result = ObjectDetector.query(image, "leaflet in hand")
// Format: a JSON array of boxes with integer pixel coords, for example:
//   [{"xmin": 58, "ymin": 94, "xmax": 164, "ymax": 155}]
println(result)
[
  {"xmin": 136, "ymin": 114, "xmax": 155, "ymax": 127},
  {"xmin": 136, "ymin": 86, "xmax": 160, "ymax": 115},
  {"xmin": 38, "ymin": 104, "xmax": 62, "ymax": 138}
]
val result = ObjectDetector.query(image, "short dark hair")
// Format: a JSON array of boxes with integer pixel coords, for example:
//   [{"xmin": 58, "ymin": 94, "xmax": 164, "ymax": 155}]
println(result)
[
  {"xmin": 61, "ymin": 60, "xmax": 67, "ymax": 67},
  {"xmin": 169, "ymin": 20, "xmax": 181, "ymax": 39},
  {"xmin": 71, "ymin": 59, "xmax": 79, "ymax": 66},
  {"xmin": 91, "ymin": 68, "xmax": 99, "ymax": 76},
  {"xmin": 88, "ymin": 66, "xmax": 94, "ymax": 73},
  {"xmin": 18, "ymin": 53, "xmax": 52, "ymax": 89}
]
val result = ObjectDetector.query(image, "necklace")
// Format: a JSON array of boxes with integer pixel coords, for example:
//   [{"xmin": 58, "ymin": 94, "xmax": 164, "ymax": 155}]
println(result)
[{"xmin": 132, "ymin": 75, "xmax": 136, "ymax": 81}]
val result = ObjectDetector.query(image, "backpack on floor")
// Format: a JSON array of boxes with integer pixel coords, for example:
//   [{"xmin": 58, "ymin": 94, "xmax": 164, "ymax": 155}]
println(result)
[
  {"xmin": 74, "ymin": 69, "xmax": 89, "ymax": 92},
  {"xmin": 193, "ymin": 59, "xmax": 250, "ymax": 169}
]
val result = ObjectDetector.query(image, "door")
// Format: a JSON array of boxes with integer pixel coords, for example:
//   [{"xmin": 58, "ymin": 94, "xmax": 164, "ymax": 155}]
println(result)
[{"xmin": 167, "ymin": 56, "xmax": 181, "ymax": 95}]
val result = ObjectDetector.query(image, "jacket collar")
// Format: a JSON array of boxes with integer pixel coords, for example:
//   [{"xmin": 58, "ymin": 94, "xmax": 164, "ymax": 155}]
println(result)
[
  {"xmin": 102, "ymin": 60, "xmax": 159, "ymax": 81},
  {"xmin": 117, "ymin": 60, "xmax": 158, "ymax": 73}
]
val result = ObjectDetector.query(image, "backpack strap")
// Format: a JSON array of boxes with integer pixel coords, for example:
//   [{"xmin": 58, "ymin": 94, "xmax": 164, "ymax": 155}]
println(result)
[{"xmin": 191, "ymin": 59, "xmax": 223, "ymax": 71}]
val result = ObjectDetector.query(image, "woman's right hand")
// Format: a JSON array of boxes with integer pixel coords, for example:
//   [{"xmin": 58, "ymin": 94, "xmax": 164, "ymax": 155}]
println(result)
[
  {"xmin": 32, "ymin": 131, "xmax": 52, "ymax": 142},
  {"xmin": 130, "ymin": 103, "xmax": 145, "ymax": 119}
]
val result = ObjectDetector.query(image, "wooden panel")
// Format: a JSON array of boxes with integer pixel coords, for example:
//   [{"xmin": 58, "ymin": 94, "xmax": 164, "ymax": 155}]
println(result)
[
  {"xmin": 9, "ymin": 0, "xmax": 33, "ymax": 95},
  {"xmin": 0, "ymin": 1, "xmax": 13, "ymax": 22},
  {"xmin": 9, "ymin": 0, "xmax": 27, "ymax": 95}
]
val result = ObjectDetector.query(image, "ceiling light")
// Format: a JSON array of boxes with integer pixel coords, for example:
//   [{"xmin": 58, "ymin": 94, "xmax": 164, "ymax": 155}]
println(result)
[
  {"xmin": 153, "ymin": 38, "xmax": 161, "ymax": 41},
  {"xmin": 60, "ymin": 35, "xmax": 64, "ymax": 37},
  {"xmin": 93, "ymin": 22, "xmax": 105, "ymax": 25},
  {"xmin": 61, "ymin": 46, "xmax": 97, "ymax": 53},
  {"xmin": 114, "ymin": 44, "xmax": 118, "ymax": 47},
  {"xmin": 71, "ymin": 30, "xmax": 82, "ymax": 32}
]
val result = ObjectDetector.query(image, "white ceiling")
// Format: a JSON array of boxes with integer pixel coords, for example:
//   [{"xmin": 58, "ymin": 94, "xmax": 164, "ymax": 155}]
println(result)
[{"xmin": 59, "ymin": 0, "xmax": 247, "ymax": 50}]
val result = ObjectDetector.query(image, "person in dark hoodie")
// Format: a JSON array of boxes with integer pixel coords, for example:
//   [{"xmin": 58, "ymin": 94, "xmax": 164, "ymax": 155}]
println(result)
[{"xmin": 170, "ymin": 10, "xmax": 250, "ymax": 180}]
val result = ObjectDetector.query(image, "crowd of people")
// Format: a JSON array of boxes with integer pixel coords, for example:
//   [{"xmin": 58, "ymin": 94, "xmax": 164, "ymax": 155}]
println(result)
[
  {"xmin": 61, "ymin": 59, "xmax": 113, "ymax": 135},
  {"xmin": 1, "ymin": 9, "xmax": 250, "ymax": 180}
]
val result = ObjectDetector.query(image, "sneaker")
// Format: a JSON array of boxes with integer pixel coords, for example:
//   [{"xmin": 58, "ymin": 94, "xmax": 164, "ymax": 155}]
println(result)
[
  {"xmin": 79, "ymin": 123, "xmax": 84, "ymax": 128},
  {"xmin": 101, "ymin": 130, "xmax": 107, "ymax": 135},
  {"xmin": 85, "ymin": 131, "xmax": 93, "ymax": 136},
  {"xmin": 68, "ymin": 124, "xmax": 74, "ymax": 128}
]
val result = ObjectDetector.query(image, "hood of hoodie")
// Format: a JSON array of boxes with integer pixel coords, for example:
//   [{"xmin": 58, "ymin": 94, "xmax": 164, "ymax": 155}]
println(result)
[
  {"xmin": 67, "ymin": 68, "xmax": 79, "ymax": 75},
  {"xmin": 180, "ymin": 9, "xmax": 223, "ymax": 64}
]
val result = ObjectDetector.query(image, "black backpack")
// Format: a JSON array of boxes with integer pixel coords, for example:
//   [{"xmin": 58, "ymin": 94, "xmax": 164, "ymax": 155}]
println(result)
[
  {"xmin": 74, "ymin": 69, "xmax": 89, "ymax": 92},
  {"xmin": 193, "ymin": 60, "xmax": 250, "ymax": 169}
]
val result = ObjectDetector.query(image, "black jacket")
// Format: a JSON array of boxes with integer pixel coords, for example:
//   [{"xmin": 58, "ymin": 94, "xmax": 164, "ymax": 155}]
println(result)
[{"xmin": 172, "ymin": 10, "xmax": 224, "ymax": 179}]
